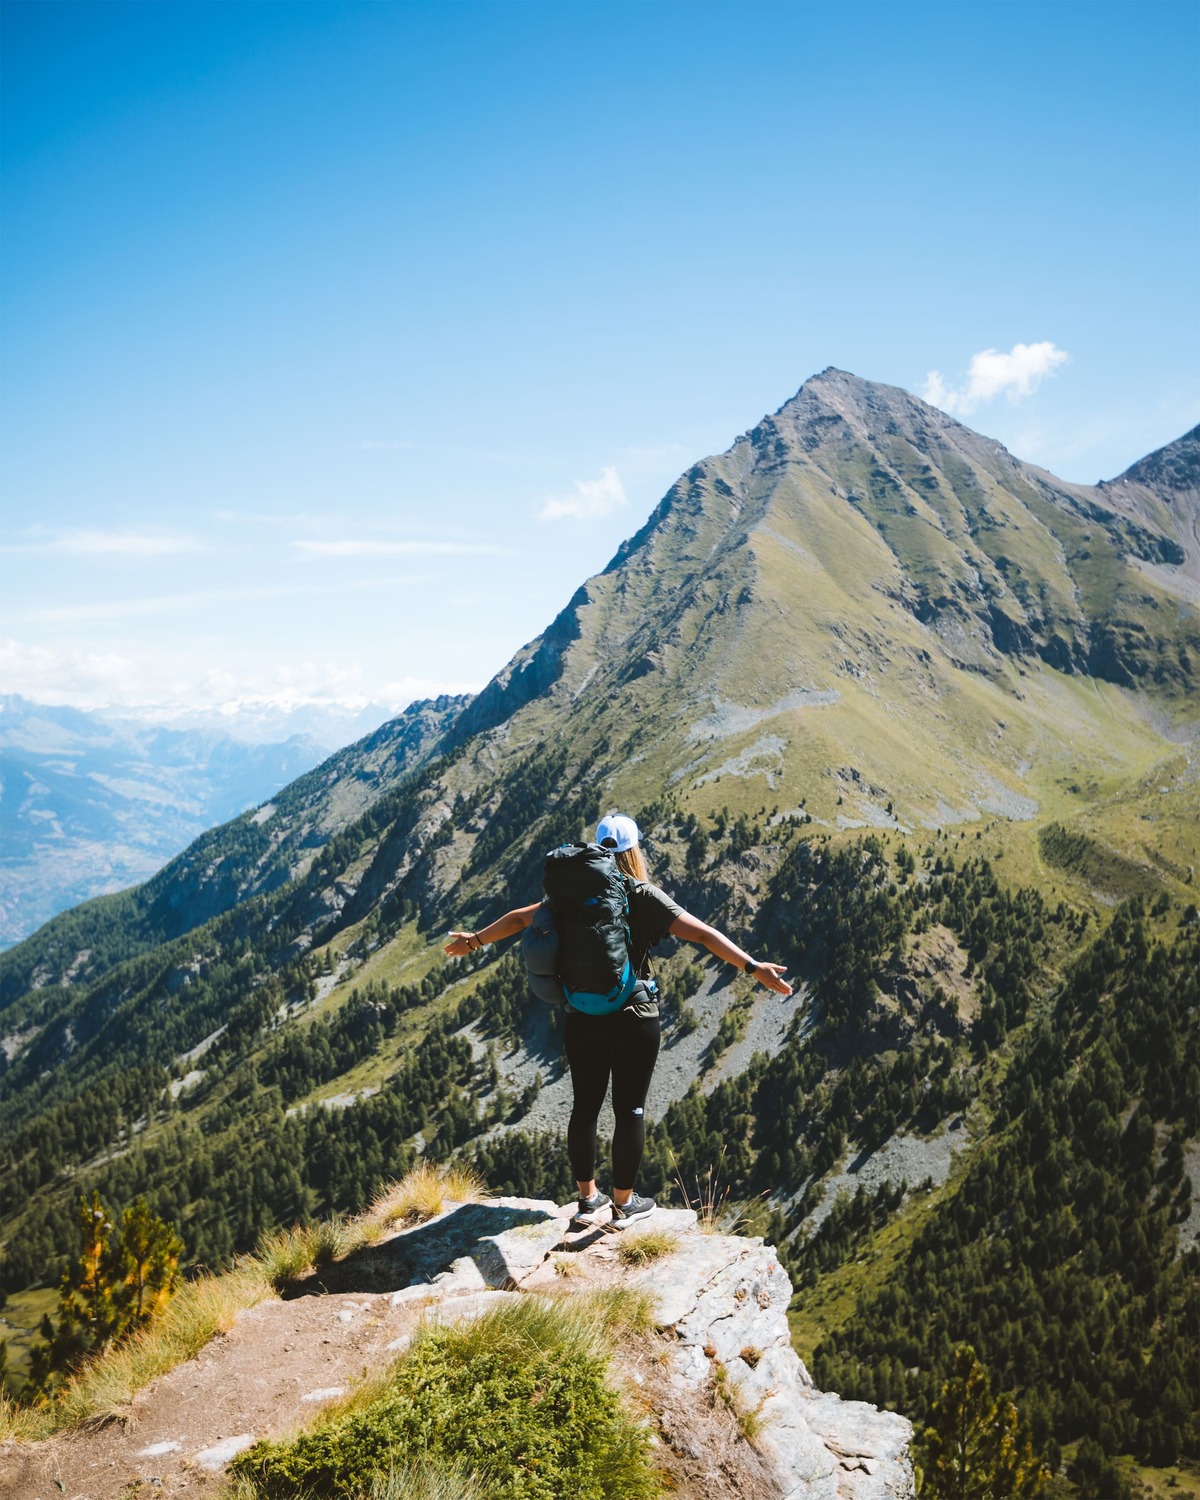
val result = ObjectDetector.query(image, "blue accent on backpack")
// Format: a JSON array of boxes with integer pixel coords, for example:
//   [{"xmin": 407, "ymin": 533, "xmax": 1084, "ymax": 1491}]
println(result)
[{"xmin": 564, "ymin": 954, "xmax": 640, "ymax": 1016}]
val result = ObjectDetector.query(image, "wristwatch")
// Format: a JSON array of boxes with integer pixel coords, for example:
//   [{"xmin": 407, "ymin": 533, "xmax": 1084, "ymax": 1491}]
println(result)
[{"xmin": 744, "ymin": 959, "xmax": 758, "ymax": 975}]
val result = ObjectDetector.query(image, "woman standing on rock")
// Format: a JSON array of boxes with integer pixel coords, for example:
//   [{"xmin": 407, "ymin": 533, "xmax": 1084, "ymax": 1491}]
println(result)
[{"xmin": 444, "ymin": 813, "xmax": 793, "ymax": 1226}]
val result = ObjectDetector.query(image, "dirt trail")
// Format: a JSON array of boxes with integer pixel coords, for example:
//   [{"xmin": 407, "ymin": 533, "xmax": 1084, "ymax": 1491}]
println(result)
[
  {"xmin": 2, "ymin": 1286, "xmax": 433, "ymax": 1498},
  {"xmin": 0, "ymin": 1199, "xmax": 572, "ymax": 1500}
]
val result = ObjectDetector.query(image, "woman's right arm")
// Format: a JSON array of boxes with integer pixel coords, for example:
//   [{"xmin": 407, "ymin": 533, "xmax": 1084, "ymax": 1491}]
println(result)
[{"xmin": 444, "ymin": 903, "xmax": 540, "ymax": 957}]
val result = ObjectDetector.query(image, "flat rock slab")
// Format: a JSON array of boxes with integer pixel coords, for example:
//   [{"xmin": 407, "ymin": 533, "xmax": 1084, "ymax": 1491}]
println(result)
[
  {"xmin": 289, "ymin": 1196, "xmax": 569, "ymax": 1296},
  {"xmin": 195, "ymin": 1433, "xmax": 255, "ymax": 1470}
]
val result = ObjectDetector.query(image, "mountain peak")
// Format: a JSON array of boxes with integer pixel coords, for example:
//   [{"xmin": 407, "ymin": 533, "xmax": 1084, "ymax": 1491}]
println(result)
[{"xmin": 760, "ymin": 367, "xmax": 971, "ymax": 457}]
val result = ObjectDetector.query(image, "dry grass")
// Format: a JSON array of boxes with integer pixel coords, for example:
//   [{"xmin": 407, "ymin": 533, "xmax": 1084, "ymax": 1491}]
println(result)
[
  {"xmin": 364, "ymin": 1160, "xmax": 489, "ymax": 1230},
  {"xmin": 252, "ymin": 1216, "xmax": 363, "ymax": 1291},
  {"xmin": 0, "ymin": 1394, "xmax": 49, "ymax": 1442},
  {"xmin": 616, "ymin": 1229, "xmax": 678, "ymax": 1266},
  {"xmin": 672, "ymin": 1150, "xmax": 752, "ymax": 1235},
  {"xmin": 0, "ymin": 1265, "xmax": 273, "ymax": 1441},
  {"xmin": 709, "ymin": 1354, "xmax": 766, "ymax": 1444},
  {"xmin": 252, "ymin": 1223, "xmax": 327, "ymax": 1288}
]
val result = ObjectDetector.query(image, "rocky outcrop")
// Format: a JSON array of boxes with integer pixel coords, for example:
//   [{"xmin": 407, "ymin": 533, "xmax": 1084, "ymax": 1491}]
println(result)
[
  {"xmin": 0, "ymin": 1197, "xmax": 912, "ymax": 1500},
  {"xmin": 302, "ymin": 1197, "xmax": 912, "ymax": 1500},
  {"xmin": 606, "ymin": 1212, "xmax": 913, "ymax": 1500}
]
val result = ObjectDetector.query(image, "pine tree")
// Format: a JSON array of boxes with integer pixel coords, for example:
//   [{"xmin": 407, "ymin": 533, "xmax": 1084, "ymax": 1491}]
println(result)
[
  {"xmin": 25, "ymin": 1192, "xmax": 184, "ymax": 1393},
  {"xmin": 915, "ymin": 1346, "xmax": 1051, "ymax": 1500},
  {"xmin": 116, "ymin": 1198, "xmax": 183, "ymax": 1325},
  {"xmin": 26, "ymin": 1192, "xmax": 116, "ymax": 1387},
  {"xmin": 61, "ymin": 1191, "xmax": 119, "ymax": 1352}
]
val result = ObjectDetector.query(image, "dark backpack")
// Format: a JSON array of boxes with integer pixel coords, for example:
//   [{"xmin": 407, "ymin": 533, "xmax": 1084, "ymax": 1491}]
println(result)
[{"xmin": 522, "ymin": 843, "xmax": 638, "ymax": 1015}]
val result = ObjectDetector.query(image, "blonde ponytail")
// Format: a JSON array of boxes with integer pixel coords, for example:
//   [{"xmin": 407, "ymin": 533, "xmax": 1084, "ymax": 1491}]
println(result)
[{"xmin": 615, "ymin": 845, "xmax": 648, "ymax": 883}]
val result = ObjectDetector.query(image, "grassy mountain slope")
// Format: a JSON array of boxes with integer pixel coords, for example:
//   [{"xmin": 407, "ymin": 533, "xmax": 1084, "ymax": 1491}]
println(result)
[
  {"xmin": 445, "ymin": 370, "xmax": 1192, "ymax": 850},
  {"xmin": 1, "ymin": 372, "xmax": 1196, "ymax": 1486}
]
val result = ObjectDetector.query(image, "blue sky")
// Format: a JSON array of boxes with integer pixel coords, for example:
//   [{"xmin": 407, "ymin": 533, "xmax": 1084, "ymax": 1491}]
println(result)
[{"xmin": 3, "ymin": 0, "xmax": 1197, "ymax": 739}]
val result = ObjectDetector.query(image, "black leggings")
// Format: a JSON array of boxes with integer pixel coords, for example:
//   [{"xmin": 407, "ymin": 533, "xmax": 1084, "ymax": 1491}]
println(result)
[{"xmin": 564, "ymin": 1007, "xmax": 661, "ymax": 1190}]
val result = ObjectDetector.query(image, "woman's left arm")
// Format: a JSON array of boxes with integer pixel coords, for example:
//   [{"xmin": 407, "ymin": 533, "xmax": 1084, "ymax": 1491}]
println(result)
[{"xmin": 668, "ymin": 911, "xmax": 793, "ymax": 996}]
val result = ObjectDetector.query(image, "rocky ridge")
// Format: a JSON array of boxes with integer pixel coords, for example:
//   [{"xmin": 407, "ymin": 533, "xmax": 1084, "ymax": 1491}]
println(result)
[{"xmin": 1, "ymin": 1198, "xmax": 912, "ymax": 1500}]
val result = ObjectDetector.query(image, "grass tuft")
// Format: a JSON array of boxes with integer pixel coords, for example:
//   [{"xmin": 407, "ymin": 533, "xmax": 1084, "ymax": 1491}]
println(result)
[
  {"xmin": 254, "ymin": 1224, "xmax": 324, "ymax": 1288},
  {"xmin": 736, "ymin": 1397, "xmax": 767, "ymax": 1443},
  {"xmin": 365, "ymin": 1161, "xmax": 490, "ymax": 1230},
  {"xmin": 310, "ymin": 1218, "xmax": 355, "ymax": 1268},
  {"xmin": 710, "ymin": 1355, "xmax": 767, "ymax": 1444},
  {"xmin": 672, "ymin": 1150, "xmax": 751, "ymax": 1235},
  {"xmin": 253, "ymin": 1218, "xmax": 366, "ymax": 1290},
  {"xmin": 616, "ymin": 1229, "xmax": 678, "ymax": 1266},
  {"xmin": 367, "ymin": 1463, "xmax": 490, "ymax": 1500}
]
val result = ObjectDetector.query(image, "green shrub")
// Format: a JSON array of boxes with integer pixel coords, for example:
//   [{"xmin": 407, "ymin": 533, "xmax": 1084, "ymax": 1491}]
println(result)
[{"xmin": 231, "ymin": 1293, "xmax": 660, "ymax": 1500}]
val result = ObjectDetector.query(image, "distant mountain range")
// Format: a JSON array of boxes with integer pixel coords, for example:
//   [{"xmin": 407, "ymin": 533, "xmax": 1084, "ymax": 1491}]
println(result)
[
  {"xmin": 0, "ymin": 696, "xmax": 331, "ymax": 947},
  {"xmin": 106, "ymin": 697, "xmax": 401, "ymax": 748},
  {"xmin": 1, "ymin": 372, "xmax": 1195, "ymax": 1473}
]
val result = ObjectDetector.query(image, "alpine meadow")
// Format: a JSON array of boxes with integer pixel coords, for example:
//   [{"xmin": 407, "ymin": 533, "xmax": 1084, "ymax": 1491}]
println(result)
[{"xmin": 2, "ymin": 371, "xmax": 1197, "ymax": 1495}]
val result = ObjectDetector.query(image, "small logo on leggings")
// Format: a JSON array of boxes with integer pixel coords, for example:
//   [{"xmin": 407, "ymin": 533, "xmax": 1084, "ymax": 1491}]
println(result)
[{"xmin": 632, "ymin": 1107, "xmax": 644, "ymax": 1116}]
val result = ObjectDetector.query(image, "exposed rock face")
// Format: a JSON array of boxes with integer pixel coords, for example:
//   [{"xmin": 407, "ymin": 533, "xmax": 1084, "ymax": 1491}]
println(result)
[
  {"xmin": 0, "ymin": 1197, "xmax": 912, "ymax": 1500},
  {"xmin": 614, "ymin": 1211, "xmax": 913, "ymax": 1500}
]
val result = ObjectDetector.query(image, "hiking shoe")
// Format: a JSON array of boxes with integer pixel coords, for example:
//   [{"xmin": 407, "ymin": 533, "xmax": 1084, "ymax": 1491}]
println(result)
[
  {"xmin": 573, "ymin": 1190, "xmax": 613, "ymax": 1224},
  {"xmin": 610, "ymin": 1192, "xmax": 656, "ymax": 1227}
]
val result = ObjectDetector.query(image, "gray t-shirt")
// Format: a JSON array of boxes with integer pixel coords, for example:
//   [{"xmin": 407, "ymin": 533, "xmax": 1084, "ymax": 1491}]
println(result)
[{"xmin": 624, "ymin": 878, "xmax": 684, "ymax": 1018}]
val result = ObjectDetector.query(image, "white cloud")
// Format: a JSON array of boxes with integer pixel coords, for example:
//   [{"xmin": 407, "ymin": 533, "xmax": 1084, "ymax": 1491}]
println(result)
[
  {"xmin": 0, "ymin": 636, "xmax": 147, "ymax": 706},
  {"xmin": 0, "ymin": 635, "xmax": 480, "ymax": 721},
  {"xmin": 923, "ymin": 341, "xmax": 1070, "ymax": 415},
  {"xmin": 0, "ymin": 528, "xmax": 204, "ymax": 557},
  {"xmin": 538, "ymin": 466, "xmax": 628, "ymax": 522},
  {"xmin": 292, "ymin": 539, "xmax": 501, "ymax": 557}
]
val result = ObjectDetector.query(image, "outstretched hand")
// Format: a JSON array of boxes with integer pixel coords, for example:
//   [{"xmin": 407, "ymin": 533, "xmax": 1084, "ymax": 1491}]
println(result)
[
  {"xmin": 444, "ymin": 931, "xmax": 476, "ymax": 958},
  {"xmin": 754, "ymin": 963, "xmax": 793, "ymax": 997}
]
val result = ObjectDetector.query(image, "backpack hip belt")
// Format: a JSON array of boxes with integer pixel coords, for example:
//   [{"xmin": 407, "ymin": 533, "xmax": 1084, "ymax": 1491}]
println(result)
[{"xmin": 563, "ymin": 957, "xmax": 640, "ymax": 1016}]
